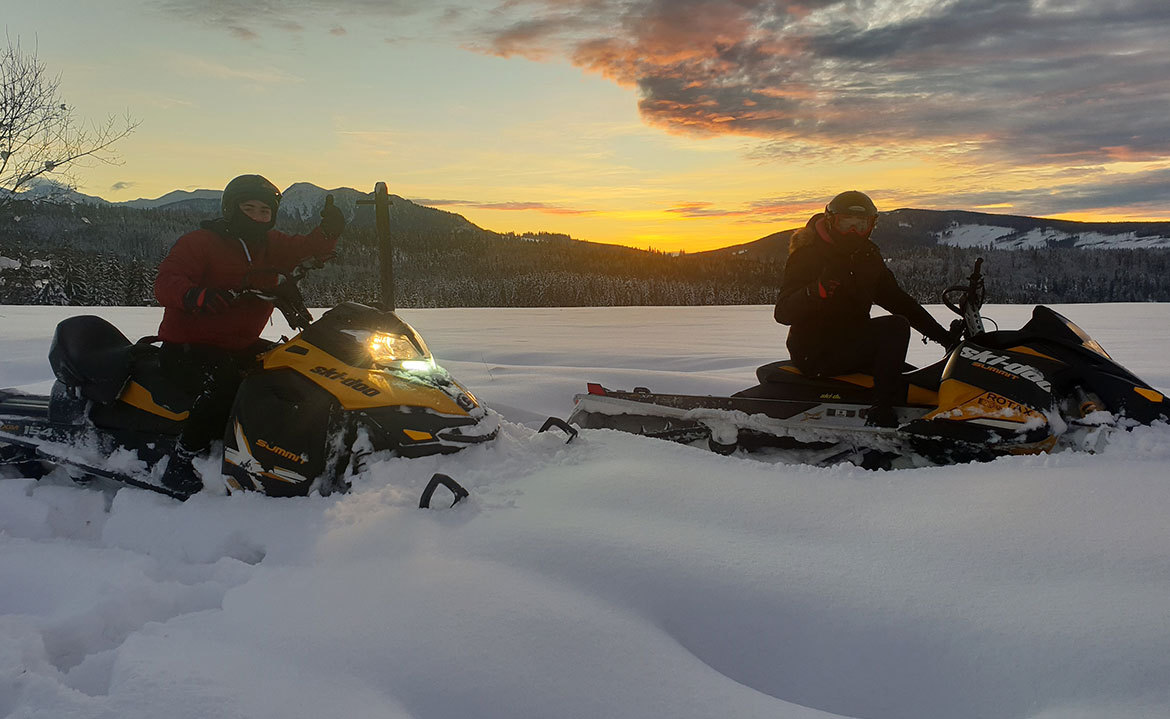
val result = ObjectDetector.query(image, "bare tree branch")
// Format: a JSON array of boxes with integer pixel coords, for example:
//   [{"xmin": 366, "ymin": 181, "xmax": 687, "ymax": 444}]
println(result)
[{"xmin": 0, "ymin": 36, "xmax": 139, "ymax": 212}]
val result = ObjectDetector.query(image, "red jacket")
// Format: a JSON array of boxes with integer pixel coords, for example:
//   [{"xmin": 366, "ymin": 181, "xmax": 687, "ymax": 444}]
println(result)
[{"xmin": 154, "ymin": 224, "xmax": 337, "ymax": 350}]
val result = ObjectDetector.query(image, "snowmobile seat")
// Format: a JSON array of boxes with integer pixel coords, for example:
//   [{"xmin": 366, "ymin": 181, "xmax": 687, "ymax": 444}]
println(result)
[
  {"xmin": 754, "ymin": 360, "xmax": 909, "ymax": 386},
  {"xmin": 754, "ymin": 359, "xmax": 946, "ymax": 405},
  {"xmin": 49, "ymin": 315, "xmax": 134, "ymax": 404}
]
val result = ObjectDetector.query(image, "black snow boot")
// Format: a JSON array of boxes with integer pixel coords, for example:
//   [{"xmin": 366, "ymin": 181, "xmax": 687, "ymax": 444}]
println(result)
[
  {"xmin": 864, "ymin": 404, "xmax": 900, "ymax": 429},
  {"xmin": 160, "ymin": 447, "xmax": 203, "ymax": 498}
]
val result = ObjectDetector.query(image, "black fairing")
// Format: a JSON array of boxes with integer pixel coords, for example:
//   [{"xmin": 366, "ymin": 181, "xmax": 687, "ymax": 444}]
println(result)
[
  {"xmin": 49, "ymin": 316, "xmax": 134, "ymax": 403},
  {"xmin": 223, "ymin": 369, "xmax": 341, "ymax": 497},
  {"xmin": 970, "ymin": 306, "xmax": 1166, "ymax": 422},
  {"xmin": 356, "ymin": 404, "xmax": 481, "ymax": 458}
]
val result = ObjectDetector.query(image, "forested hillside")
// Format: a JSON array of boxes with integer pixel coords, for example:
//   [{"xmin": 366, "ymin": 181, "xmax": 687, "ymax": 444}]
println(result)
[{"xmin": 2, "ymin": 199, "xmax": 1169, "ymax": 307}]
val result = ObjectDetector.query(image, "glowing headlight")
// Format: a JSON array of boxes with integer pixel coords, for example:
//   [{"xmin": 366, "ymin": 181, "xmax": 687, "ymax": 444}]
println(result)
[
  {"xmin": 399, "ymin": 359, "xmax": 433, "ymax": 372},
  {"xmin": 368, "ymin": 332, "xmax": 431, "ymax": 367}
]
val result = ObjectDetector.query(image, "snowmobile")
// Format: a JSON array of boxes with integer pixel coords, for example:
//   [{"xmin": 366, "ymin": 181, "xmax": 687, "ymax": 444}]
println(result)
[
  {"xmin": 0, "ymin": 256, "xmax": 499, "ymax": 501},
  {"xmin": 568, "ymin": 259, "xmax": 1168, "ymax": 468}
]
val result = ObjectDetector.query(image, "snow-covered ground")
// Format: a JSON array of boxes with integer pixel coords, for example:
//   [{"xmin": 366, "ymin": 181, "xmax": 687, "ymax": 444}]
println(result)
[{"xmin": 2, "ymin": 302, "xmax": 1170, "ymax": 719}]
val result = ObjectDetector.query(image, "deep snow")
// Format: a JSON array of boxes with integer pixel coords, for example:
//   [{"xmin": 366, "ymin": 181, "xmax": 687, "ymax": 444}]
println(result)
[{"xmin": 2, "ymin": 302, "xmax": 1169, "ymax": 719}]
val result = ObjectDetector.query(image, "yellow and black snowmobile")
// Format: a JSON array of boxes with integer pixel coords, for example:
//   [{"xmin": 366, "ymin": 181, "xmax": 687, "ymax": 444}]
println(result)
[
  {"xmin": 569, "ymin": 259, "xmax": 1168, "ymax": 469},
  {"xmin": 0, "ymin": 258, "xmax": 498, "ymax": 500}
]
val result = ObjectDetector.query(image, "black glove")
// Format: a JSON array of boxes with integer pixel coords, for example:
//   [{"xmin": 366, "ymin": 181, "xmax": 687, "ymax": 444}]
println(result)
[
  {"xmin": 319, "ymin": 194, "xmax": 344, "ymax": 238},
  {"xmin": 924, "ymin": 319, "xmax": 963, "ymax": 351},
  {"xmin": 182, "ymin": 287, "xmax": 232, "ymax": 314},
  {"xmin": 942, "ymin": 319, "xmax": 966, "ymax": 351},
  {"xmin": 814, "ymin": 266, "xmax": 845, "ymax": 298}
]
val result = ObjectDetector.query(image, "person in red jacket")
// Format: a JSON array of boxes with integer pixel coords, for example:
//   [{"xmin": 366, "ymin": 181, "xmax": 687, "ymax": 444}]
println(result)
[
  {"xmin": 773, "ymin": 190, "xmax": 953, "ymax": 428},
  {"xmin": 154, "ymin": 174, "xmax": 344, "ymax": 495}
]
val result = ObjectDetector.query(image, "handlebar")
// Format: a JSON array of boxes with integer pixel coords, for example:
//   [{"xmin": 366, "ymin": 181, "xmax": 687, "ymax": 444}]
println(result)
[
  {"xmin": 234, "ymin": 252, "xmax": 336, "ymax": 332},
  {"xmin": 940, "ymin": 257, "xmax": 986, "ymax": 343}
]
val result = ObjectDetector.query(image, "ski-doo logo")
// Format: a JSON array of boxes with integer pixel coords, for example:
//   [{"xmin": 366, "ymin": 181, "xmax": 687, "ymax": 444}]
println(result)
[
  {"xmin": 256, "ymin": 439, "xmax": 307, "ymax": 464},
  {"xmin": 309, "ymin": 366, "xmax": 381, "ymax": 397},
  {"xmin": 959, "ymin": 348, "xmax": 1052, "ymax": 392}
]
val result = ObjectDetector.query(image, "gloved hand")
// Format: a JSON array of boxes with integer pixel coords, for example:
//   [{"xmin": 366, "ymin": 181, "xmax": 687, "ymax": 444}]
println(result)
[
  {"xmin": 319, "ymin": 194, "xmax": 345, "ymax": 238},
  {"xmin": 182, "ymin": 286, "xmax": 232, "ymax": 314},
  {"xmin": 925, "ymin": 319, "xmax": 964, "ymax": 351},
  {"xmin": 942, "ymin": 319, "xmax": 966, "ymax": 351},
  {"xmin": 815, "ymin": 268, "xmax": 844, "ymax": 298},
  {"xmin": 241, "ymin": 268, "xmax": 286, "ymax": 301}
]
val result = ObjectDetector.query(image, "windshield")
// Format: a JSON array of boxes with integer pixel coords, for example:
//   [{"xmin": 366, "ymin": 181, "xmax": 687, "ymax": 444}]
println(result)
[{"xmin": 1030, "ymin": 307, "xmax": 1111, "ymax": 359}]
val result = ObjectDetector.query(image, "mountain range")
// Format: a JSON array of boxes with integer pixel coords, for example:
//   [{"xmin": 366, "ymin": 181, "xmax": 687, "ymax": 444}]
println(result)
[{"xmin": 12, "ymin": 178, "xmax": 1170, "ymax": 254}]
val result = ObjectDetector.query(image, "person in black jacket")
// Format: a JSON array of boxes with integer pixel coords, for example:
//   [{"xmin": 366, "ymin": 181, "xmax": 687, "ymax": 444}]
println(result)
[{"xmin": 774, "ymin": 190, "xmax": 952, "ymax": 427}]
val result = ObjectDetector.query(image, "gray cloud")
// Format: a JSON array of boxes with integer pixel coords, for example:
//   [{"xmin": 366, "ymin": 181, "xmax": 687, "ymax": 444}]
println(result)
[
  {"xmin": 111, "ymin": 181, "xmax": 137, "ymax": 191},
  {"xmin": 904, "ymin": 167, "xmax": 1170, "ymax": 217},
  {"xmin": 686, "ymin": 166, "xmax": 1170, "ymax": 223},
  {"xmin": 468, "ymin": 0, "xmax": 1170, "ymax": 168},
  {"xmin": 149, "ymin": 0, "xmax": 1170, "ymax": 218},
  {"xmin": 152, "ymin": 0, "xmax": 433, "ymax": 40}
]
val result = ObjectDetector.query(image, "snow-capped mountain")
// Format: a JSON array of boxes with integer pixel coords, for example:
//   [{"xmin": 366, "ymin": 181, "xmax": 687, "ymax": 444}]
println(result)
[
  {"xmin": 703, "ymin": 208, "xmax": 1170, "ymax": 261},
  {"xmin": 120, "ymin": 189, "xmax": 222, "ymax": 209},
  {"xmin": 932, "ymin": 222, "xmax": 1170, "ymax": 250},
  {"xmin": 6, "ymin": 179, "xmax": 110, "ymax": 206},
  {"xmin": 278, "ymin": 182, "xmax": 370, "ymax": 223}
]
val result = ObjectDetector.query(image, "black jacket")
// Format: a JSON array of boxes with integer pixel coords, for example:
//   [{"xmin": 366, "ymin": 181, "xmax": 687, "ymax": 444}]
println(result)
[{"xmin": 774, "ymin": 213, "xmax": 949, "ymax": 362}]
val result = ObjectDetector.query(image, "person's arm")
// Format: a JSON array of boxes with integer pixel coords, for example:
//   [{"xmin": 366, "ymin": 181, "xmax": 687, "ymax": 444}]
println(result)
[
  {"xmin": 268, "ymin": 199, "xmax": 344, "ymax": 270},
  {"xmin": 774, "ymin": 248, "xmax": 830, "ymax": 325},
  {"xmin": 154, "ymin": 233, "xmax": 206, "ymax": 308},
  {"xmin": 874, "ymin": 271, "xmax": 950, "ymax": 344},
  {"xmin": 267, "ymin": 226, "xmax": 339, "ymax": 270}
]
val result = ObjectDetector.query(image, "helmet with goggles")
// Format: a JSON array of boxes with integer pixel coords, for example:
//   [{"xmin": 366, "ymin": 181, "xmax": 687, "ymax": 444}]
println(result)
[
  {"xmin": 221, "ymin": 174, "xmax": 281, "ymax": 240},
  {"xmin": 825, "ymin": 190, "xmax": 878, "ymax": 238}
]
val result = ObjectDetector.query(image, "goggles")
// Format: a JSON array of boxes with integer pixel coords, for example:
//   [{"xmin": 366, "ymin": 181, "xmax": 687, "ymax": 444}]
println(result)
[{"xmin": 830, "ymin": 212, "xmax": 875, "ymax": 235}]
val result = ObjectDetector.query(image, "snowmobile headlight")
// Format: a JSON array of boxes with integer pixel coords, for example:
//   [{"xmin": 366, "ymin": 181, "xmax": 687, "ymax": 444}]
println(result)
[
  {"xmin": 368, "ymin": 332, "xmax": 430, "ymax": 367},
  {"xmin": 399, "ymin": 360, "xmax": 434, "ymax": 372}
]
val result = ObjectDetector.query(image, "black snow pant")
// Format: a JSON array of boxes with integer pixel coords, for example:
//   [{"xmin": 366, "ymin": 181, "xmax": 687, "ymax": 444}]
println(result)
[
  {"xmin": 159, "ymin": 342, "xmax": 266, "ymax": 454},
  {"xmin": 791, "ymin": 314, "xmax": 911, "ymax": 408}
]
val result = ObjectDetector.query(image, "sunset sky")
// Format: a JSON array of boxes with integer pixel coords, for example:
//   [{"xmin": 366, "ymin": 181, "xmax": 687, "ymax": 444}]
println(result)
[{"xmin": 5, "ymin": 0, "xmax": 1170, "ymax": 252}]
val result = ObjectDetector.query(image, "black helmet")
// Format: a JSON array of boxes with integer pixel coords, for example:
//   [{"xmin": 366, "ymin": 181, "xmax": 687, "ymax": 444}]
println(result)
[
  {"xmin": 221, "ymin": 174, "xmax": 281, "ymax": 239},
  {"xmin": 222, "ymin": 174, "xmax": 282, "ymax": 217},
  {"xmin": 825, "ymin": 190, "xmax": 877, "ymax": 239},
  {"xmin": 825, "ymin": 190, "xmax": 877, "ymax": 217}
]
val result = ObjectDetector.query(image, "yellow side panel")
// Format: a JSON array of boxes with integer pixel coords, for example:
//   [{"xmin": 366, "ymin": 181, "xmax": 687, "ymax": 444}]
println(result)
[
  {"xmin": 120, "ymin": 381, "xmax": 189, "ymax": 421},
  {"xmin": 833, "ymin": 373, "xmax": 874, "ymax": 388},
  {"xmin": 263, "ymin": 339, "xmax": 467, "ymax": 414},
  {"xmin": 906, "ymin": 385, "xmax": 939, "ymax": 407},
  {"xmin": 924, "ymin": 379, "xmax": 1045, "ymax": 425}
]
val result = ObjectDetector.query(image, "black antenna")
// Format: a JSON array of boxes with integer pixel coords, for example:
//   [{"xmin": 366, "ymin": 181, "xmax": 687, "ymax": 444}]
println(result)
[{"xmin": 356, "ymin": 182, "xmax": 395, "ymax": 310}]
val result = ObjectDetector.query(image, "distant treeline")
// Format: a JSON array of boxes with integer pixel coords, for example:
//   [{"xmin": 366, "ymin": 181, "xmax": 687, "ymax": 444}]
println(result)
[{"xmin": 2, "ymin": 199, "xmax": 1169, "ymax": 307}]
